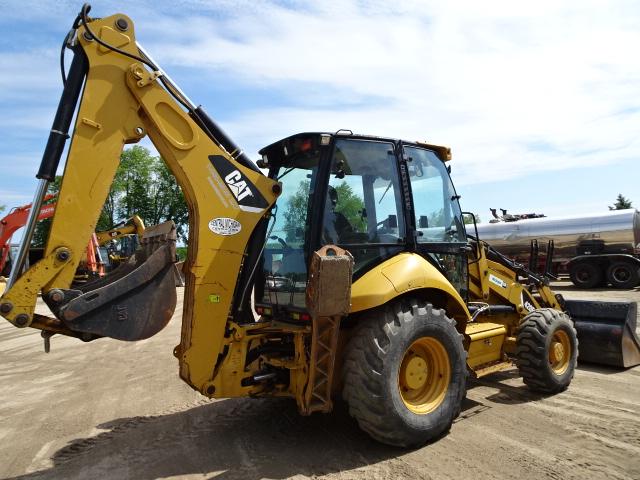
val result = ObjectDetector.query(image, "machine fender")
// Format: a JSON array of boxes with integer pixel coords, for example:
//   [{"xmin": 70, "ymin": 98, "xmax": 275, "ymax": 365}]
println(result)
[
  {"xmin": 568, "ymin": 254, "xmax": 640, "ymax": 267},
  {"xmin": 350, "ymin": 253, "xmax": 470, "ymax": 321}
]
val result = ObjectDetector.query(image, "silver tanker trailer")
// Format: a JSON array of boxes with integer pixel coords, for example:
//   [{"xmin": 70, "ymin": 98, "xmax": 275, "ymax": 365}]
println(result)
[{"xmin": 476, "ymin": 209, "xmax": 640, "ymax": 289}]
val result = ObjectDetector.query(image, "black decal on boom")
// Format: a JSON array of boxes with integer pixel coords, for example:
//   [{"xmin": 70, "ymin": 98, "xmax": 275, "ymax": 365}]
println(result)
[{"xmin": 209, "ymin": 155, "xmax": 268, "ymax": 211}]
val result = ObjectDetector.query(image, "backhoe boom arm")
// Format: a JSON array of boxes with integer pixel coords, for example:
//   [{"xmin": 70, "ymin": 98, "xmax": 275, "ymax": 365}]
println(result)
[{"xmin": 0, "ymin": 9, "xmax": 280, "ymax": 397}]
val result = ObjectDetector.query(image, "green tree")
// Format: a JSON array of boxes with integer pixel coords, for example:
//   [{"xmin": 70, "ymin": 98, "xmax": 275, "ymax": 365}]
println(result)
[
  {"xmin": 333, "ymin": 182, "xmax": 366, "ymax": 232},
  {"xmin": 609, "ymin": 194, "xmax": 633, "ymax": 210},
  {"xmin": 114, "ymin": 147, "xmax": 155, "ymax": 224},
  {"xmin": 145, "ymin": 157, "xmax": 189, "ymax": 240},
  {"xmin": 463, "ymin": 213, "xmax": 481, "ymax": 225},
  {"xmin": 0, "ymin": 204, "xmax": 5, "ymax": 214},
  {"xmin": 31, "ymin": 146, "xmax": 189, "ymax": 247},
  {"xmin": 111, "ymin": 146, "xmax": 188, "ymax": 241},
  {"xmin": 283, "ymin": 180, "xmax": 310, "ymax": 243},
  {"xmin": 282, "ymin": 180, "xmax": 366, "ymax": 243}
]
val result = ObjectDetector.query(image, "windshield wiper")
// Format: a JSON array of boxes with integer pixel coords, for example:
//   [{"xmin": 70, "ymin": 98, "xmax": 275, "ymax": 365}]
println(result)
[
  {"xmin": 277, "ymin": 167, "xmax": 296, "ymax": 180},
  {"xmin": 378, "ymin": 180, "xmax": 393, "ymax": 204}
]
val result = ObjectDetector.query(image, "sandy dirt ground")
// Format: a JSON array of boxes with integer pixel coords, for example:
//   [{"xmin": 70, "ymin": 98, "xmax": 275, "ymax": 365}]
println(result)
[{"xmin": 1, "ymin": 283, "xmax": 639, "ymax": 480}]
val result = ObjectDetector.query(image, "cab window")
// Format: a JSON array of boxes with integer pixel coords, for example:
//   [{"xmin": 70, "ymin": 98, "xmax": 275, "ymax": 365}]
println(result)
[
  {"xmin": 404, "ymin": 147, "xmax": 466, "ymax": 244},
  {"xmin": 322, "ymin": 138, "xmax": 405, "ymax": 274}
]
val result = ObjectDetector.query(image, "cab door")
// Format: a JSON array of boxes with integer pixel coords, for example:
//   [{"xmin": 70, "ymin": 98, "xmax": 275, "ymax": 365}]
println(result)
[{"xmin": 403, "ymin": 145, "xmax": 469, "ymax": 298}]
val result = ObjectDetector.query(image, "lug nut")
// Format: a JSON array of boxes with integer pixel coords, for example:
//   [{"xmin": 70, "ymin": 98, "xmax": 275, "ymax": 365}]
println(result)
[
  {"xmin": 115, "ymin": 18, "xmax": 129, "ymax": 31},
  {"xmin": 0, "ymin": 302, "xmax": 13, "ymax": 314},
  {"xmin": 14, "ymin": 314, "xmax": 29, "ymax": 327}
]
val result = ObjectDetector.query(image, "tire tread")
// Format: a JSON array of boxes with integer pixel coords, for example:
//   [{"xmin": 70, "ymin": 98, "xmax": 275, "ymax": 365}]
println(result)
[{"xmin": 342, "ymin": 298, "xmax": 466, "ymax": 447}]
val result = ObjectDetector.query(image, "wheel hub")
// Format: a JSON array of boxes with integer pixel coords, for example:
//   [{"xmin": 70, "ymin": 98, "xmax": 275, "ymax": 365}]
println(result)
[
  {"xmin": 550, "ymin": 341, "xmax": 565, "ymax": 363},
  {"xmin": 398, "ymin": 338, "xmax": 451, "ymax": 414},
  {"xmin": 549, "ymin": 330, "xmax": 571, "ymax": 375},
  {"xmin": 612, "ymin": 267, "xmax": 629, "ymax": 282},
  {"xmin": 403, "ymin": 355, "xmax": 428, "ymax": 390}
]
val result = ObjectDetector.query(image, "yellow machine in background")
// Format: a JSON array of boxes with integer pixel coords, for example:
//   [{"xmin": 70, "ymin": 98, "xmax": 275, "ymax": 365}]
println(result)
[
  {"xmin": 95, "ymin": 215, "xmax": 145, "ymax": 269},
  {"xmin": 2, "ymin": 4, "xmax": 637, "ymax": 448},
  {"xmin": 95, "ymin": 215, "xmax": 145, "ymax": 246}
]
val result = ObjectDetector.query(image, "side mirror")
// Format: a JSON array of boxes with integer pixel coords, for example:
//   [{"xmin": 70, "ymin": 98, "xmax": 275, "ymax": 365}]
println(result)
[
  {"xmin": 387, "ymin": 215, "xmax": 398, "ymax": 229},
  {"xmin": 419, "ymin": 216, "xmax": 429, "ymax": 228}
]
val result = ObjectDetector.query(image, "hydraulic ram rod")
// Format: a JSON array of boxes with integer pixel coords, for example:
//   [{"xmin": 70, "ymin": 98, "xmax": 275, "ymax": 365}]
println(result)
[{"xmin": 6, "ymin": 47, "xmax": 88, "ymax": 290}]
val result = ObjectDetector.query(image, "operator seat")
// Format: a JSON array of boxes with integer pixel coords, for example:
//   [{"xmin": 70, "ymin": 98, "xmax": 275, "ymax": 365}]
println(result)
[{"xmin": 324, "ymin": 186, "xmax": 354, "ymax": 244}]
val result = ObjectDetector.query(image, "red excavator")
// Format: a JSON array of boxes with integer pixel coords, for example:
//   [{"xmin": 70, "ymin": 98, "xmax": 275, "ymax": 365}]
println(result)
[
  {"xmin": 0, "ymin": 197, "xmax": 102, "ymax": 284},
  {"xmin": 0, "ymin": 195, "xmax": 57, "ymax": 276}
]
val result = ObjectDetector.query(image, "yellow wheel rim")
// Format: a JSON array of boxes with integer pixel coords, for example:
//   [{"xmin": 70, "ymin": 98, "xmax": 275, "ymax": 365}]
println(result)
[
  {"xmin": 398, "ymin": 337, "xmax": 451, "ymax": 414},
  {"xmin": 549, "ymin": 330, "xmax": 571, "ymax": 375}
]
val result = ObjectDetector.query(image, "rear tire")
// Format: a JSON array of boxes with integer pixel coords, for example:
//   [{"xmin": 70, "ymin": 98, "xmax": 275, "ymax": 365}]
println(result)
[
  {"xmin": 515, "ymin": 308, "xmax": 578, "ymax": 393},
  {"xmin": 342, "ymin": 299, "xmax": 466, "ymax": 448},
  {"xmin": 569, "ymin": 261, "xmax": 602, "ymax": 289},
  {"xmin": 606, "ymin": 261, "xmax": 640, "ymax": 289}
]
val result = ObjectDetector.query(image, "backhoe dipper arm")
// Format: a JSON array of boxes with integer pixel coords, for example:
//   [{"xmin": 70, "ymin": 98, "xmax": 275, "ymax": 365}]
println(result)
[{"xmin": 0, "ymin": 8, "xmax": 280, "ymax": 396}]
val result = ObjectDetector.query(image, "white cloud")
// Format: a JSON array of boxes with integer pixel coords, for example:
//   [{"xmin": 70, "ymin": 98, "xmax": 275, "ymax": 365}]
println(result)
[
  {"xmin": 0, "ymin": 188, "xmax": 33, "ymax": 205},
  {"xmin": 1, "ymin": 0, "xmax": 639, "ymax": 216},
  {"xmin": 131, "ymin": 1, "xmax": 640, "ymax": 184},
  {"xmin": 0, "ymin": 49, "xmax": 61, "ymax": 101},
  {"xmin": 0, "ymin": 153, "xmax": 43, "ymax": 176}
]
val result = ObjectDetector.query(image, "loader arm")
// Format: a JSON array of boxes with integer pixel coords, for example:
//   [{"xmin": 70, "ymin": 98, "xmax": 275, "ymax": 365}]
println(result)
[
  {"xmin": 0, "ymin": 8, "xmax": 280, "ymax": 395},
  {"xmin": 467, "ymin": 239, "xmax": 562, "ymax": 314}
]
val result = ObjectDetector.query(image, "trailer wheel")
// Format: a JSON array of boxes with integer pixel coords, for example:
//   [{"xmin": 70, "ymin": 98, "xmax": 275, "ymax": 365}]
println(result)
[
  {"xmin": 342, "ymin": 299, "xmax": 466, "ymax": 448},
  {"xmin": 606, "ymin": 261, "xmax": 640, "ymax": 289},
  {"xmin": 515, "ymin": 308, "xmax": 578, "ymax": 393},
  {"xmin": 569, "ymin": 261, "xmax": 602, "ymax": 289}
]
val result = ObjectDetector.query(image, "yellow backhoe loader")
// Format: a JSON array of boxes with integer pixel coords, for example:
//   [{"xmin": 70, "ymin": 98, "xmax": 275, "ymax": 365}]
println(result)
[
  {"xmin": 95, "ymin": 215, "xmax": 145, "ymax": 269},
  {"xmin": 95, "ymin": 215, "xmax": 145, "ymax": 246},
  {"xmin": 2, "ymin": 4, "xmax": 638, "ymax": 448}
]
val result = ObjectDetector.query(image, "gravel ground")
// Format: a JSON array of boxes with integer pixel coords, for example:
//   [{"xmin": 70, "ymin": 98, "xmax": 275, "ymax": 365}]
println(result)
[{"xmin": 1, "ymin": 282, "xmax": 638, "ymax": 480}]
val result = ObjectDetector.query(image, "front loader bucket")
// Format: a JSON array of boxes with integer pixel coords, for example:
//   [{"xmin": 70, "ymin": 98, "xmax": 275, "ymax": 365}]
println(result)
[
  {"xmin": 45, "ymin": 221, "xmax": 178, "ymax": 341},
  {"xmin": 564, "ymin": 300, "xmax": 640, "ymax": 368}
]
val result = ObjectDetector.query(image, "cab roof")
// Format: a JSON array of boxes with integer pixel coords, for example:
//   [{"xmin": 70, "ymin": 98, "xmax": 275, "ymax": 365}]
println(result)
[{"xmin": 258, "ymin": 132, "xmax": 452, "ymax": 163}]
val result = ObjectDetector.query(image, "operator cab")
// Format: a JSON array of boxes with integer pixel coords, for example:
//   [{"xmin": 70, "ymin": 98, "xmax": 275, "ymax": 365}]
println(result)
[{"xmin": 254, "ymin": 132, "xmax": 468, "ymax": 320}]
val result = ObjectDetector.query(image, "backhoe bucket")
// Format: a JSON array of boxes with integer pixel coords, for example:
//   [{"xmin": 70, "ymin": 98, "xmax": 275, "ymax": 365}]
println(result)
[
  {"xmin": 47, "ymin": 221, "xmax": 178, "ymax": 341},
  {"xmin": 564, "ymin": 300, "xmax": 640, "ymax": 368},
  {"xmin": 174, "ymin": 261, "xmax": 185, "ymax": 287}
]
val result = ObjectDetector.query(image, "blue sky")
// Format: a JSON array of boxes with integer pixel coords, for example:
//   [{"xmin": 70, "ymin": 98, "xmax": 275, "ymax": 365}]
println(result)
[{"xmin": 1, "ymin": 0, "xmax": 639, "ymax": 225}]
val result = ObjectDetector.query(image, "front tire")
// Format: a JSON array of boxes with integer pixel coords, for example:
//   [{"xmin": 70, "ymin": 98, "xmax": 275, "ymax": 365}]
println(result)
[
  {"xmin": 515, "ymin": 308, "xmax": 578, "ymax": 393},
  {"xmin": 342, "ymin": 299, "xmax": 466, "ymax": 448}
]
